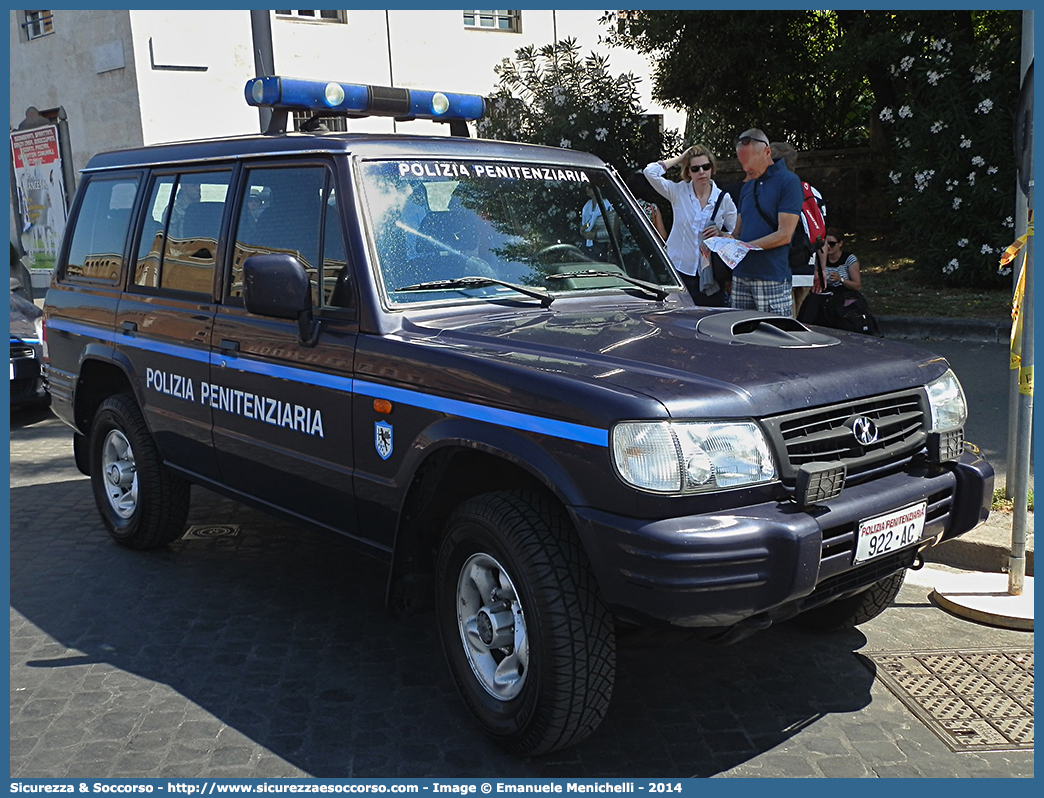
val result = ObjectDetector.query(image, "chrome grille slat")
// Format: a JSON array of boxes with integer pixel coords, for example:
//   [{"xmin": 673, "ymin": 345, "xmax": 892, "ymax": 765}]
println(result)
[{"xmin": 765, "ymin": 389, "xmax": 928, "ymax": 483}]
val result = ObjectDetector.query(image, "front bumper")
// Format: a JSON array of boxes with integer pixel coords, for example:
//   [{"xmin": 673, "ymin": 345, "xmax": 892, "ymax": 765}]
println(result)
[
  {"xmin": 571, "ymin": 449, "xmax": 993, "ymax": 629},
  {"xmin": 10, "ymin": 352, "xmax": 48, "ymax": 407}
]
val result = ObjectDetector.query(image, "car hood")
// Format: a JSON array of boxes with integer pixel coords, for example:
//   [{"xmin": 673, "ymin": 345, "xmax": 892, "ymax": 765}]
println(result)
[
  {"xmin": 10, "ymin": 292, "xmax": 41, "ymax": 341},
  {"xmin": 404, "ymin": 303, "xmax": 948, "ymax": 418}
]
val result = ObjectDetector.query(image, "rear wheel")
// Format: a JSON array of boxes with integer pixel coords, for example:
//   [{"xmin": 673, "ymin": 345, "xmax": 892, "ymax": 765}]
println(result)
[
  {"xmin": 89, "ymin": 394, "xmax": 190, "ymax": 549},
  {"xmin": 794, "ymin": 570, "xmax": 906, "ymax": 632},
  {"xmin": 435, "ymin": 490, "xmax": 615, "ymax": 755}
]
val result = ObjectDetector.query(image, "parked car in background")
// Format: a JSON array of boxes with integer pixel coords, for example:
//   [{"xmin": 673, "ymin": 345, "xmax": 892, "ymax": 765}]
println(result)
[{"xmin": 10, "ymin": 281, "xmax": 48, "ymax": 408}]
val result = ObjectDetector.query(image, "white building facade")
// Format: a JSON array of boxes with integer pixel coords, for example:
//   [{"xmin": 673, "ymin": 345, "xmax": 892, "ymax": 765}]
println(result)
[{"xmin": 9, "ymin": 9, "xmax": 685, "ymax": 252}]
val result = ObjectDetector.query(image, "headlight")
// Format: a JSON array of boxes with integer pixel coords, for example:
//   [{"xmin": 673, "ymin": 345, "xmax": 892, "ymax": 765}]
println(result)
[
  {"xmin": 612, "ymin": 420, "xmax": 777, "ymax": 494},
  {"xmin": 925, "ymin": 368, "xmax": 967, "ymax": 432}
]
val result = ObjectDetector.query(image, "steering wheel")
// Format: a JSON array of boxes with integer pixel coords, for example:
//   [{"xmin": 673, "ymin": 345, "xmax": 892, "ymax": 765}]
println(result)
[
  {"xmin": 534, "ymin": 243, "xmax": 589, "ymax": 261},
  {"xmin": 465, "ymin": 256, "xmax": 497, "ymax": 279}
]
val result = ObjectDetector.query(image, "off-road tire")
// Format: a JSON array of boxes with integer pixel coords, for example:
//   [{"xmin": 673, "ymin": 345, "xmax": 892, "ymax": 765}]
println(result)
[
  {"xmin": 89, "ymin": 394, "xmax": 190, "ymax": 549},
  {"xmin": 794, "ymin": 570, "xmax": 906, "ymax": 632},
  {"xmin": 435, "ymin": 490, "xmax": 615, "ymax": 755}
]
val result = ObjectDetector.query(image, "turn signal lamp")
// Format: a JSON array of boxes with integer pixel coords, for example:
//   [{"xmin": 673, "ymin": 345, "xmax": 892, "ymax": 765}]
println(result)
[{"xmin": 244, "ymin": 76, "xmax": 486, "ymax": 123}]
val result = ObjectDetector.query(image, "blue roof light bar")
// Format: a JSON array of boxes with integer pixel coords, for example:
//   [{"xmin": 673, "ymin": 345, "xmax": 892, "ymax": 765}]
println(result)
[{"xmin": 245, "ymin": 76, "xmax": 486, "ymax": 125}]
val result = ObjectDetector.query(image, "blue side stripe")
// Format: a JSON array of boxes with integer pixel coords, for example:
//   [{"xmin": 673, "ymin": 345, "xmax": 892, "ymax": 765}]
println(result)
[
  {"xmin": 130, "ymin": 335, "xmax": 211, "ymax": 364},
  {"xmin": 354, "ymin": 379, "xmax": 609, "ymax": 448},
  {"xmin": 209, "ymin": 352, "xmax": 354, "ymax": 393},
  {"xmin": 47, "ymin": 319, "xmax": 117, "ymax": 343},
  {"xmin": 44, "ymin": 318, "xmax": 608, "ymax": 447}
]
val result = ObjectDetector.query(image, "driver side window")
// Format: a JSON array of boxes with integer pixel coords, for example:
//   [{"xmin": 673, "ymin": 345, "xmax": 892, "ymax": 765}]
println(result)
[{"xmin": 229, "ymin": 165, "xmax": 328, "ymax": 304}]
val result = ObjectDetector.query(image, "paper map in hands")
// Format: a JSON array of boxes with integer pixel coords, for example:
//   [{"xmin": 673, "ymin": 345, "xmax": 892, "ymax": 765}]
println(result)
[{"xmin": 702, "ymin": 237, "xmax": 762, "ymax": 270}]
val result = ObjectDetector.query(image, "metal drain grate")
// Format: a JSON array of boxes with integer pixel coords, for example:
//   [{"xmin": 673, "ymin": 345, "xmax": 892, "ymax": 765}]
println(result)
[
  {"xmin": 181, "ymin": 524, "xmax": 241, "ymax": 540},
  {"xmin": 866, "ymin": 649, "xmax": 1033, "ymax": 752}
]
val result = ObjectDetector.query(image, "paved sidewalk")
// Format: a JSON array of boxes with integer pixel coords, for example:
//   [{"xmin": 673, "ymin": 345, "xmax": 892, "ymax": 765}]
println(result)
[
  {"xmin": 924, "ymin": 510, "xmax": 1034, "ymax": 575},
  {"xmin": 878, "ymin": 315, "xmax": 1009, "ymax": 344}
]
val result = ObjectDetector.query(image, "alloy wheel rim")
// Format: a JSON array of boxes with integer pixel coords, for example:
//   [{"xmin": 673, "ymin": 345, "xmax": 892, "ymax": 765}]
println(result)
[
  {"xmin": 455, "ymin": 552, "xmax": 529, "ymax": 701},
  {"xmin": 101, "ymin": 429, "xmax": 138, "ymax": 519}
]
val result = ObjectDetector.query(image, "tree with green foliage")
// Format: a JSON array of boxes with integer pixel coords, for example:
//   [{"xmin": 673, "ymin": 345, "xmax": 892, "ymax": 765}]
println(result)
[
  {"xmin": 603, "ymin": 10, "xmax": 1022, "ymax": 286},
  {"xmin": 475, "ymin": 38, "xmax": 680, "ymax": 172},
  {"xmin": 870, "ymin": 13, "xmax": 1020, "ymax": 287},
  {"xmin": 603, "ymin": 10, "xmax": 872, "ymax": 153}
]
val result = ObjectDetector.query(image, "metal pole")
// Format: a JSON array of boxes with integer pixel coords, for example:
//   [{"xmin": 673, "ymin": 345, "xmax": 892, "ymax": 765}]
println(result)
[
  {"xmin": 250, "ymin": 10, "xmax": 275, "ymax": 134},
  {"xmin": 1006, "ymin": 10, "xmax": 1034, "ymax": 497},
  {"xmin": 385, "ymin": 11, "xmax": 396, "ymax": 134},
  {"xmin": 1008, "ymin": 198, "xmax": 1033, "ymax": 595},
  {"xmin": 1007, "ymin": 11, "xmax": 1034, "ymax": 595}
]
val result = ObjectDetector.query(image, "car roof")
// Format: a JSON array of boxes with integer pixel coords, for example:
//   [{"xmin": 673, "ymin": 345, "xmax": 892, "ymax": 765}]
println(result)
[{"xmin": 82, "ymin": 132, "xmax": 609, "ymax": 173}]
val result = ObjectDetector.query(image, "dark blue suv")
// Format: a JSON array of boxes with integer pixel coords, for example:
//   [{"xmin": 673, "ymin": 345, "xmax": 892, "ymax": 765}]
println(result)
[{"xmin": 42, "ymin": 77, "xmax": 992, "ymax": 755}]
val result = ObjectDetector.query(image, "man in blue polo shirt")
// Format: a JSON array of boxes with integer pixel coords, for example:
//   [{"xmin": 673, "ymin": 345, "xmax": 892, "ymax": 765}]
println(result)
[{"xmin": 725, "ymin": 129, "xmax": 802, "ymax": 317}]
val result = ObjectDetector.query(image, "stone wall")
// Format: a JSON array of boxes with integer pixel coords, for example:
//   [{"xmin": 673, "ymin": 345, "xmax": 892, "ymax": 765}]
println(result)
[{"xmin": 714, "ymin": 147, "xmax": 894, "ymax": 234}]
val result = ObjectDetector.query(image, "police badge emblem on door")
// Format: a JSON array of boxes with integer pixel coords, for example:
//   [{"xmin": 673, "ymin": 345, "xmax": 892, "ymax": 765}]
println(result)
[{"xmin": 375, "ymin": 420, "xmax": 393, "ymax": 460}]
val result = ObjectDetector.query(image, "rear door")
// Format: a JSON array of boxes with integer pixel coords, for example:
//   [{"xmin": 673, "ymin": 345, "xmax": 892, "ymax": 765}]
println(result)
[
  {"xmin": 210, "ymin": 160, "xmax": 361, "ymax": 538},
  {"xmin": 114, "ymin": 169, "xmax": 231, "ymax": 481}
]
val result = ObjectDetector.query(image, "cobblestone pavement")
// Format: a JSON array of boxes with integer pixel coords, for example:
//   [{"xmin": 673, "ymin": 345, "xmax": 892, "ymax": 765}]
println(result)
[{"xmin": 10, "ymin": 409, "xmax": 1034, "ymax": 779}]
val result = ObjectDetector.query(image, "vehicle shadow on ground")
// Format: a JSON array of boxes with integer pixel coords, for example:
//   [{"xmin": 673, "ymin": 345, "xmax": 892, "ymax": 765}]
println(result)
[
  {"xmin": 10, "ymin": 480, "xmax": 876, "ymax": 778},
  {"xmin": 10, "ymin": 405, "xmax": 55, "ymax": 430}
]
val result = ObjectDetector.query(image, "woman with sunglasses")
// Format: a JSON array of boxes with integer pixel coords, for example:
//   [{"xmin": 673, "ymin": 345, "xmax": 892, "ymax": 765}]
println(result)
[
  {"xmin": 822, "ymin": 228, "xmax": 862, "ymax": 291},
  {"xmin": 643, "ymin": 145, "xmax": 737, "ymax": 306}
]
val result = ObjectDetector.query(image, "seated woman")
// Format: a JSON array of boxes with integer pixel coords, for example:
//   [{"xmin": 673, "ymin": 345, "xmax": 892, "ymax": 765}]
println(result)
[
  {"xmin": 822, "ymin": 228, "xmax": 861, "ymax": 291},
  {"xmin": 801, "ymin": 228, "xmax": 877, "ymax": 334}
]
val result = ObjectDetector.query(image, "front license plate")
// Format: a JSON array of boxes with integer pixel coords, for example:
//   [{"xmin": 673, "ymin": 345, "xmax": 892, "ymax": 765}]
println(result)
[{"xmin": 854, "ymin": 502, "xmax": 927, "ymax": 564}]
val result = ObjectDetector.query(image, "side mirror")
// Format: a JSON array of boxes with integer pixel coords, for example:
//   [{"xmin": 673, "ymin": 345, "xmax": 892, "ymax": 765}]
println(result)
[{"xmin": 242, "ymin": 254, "xmax": 319, "ymax": 345}]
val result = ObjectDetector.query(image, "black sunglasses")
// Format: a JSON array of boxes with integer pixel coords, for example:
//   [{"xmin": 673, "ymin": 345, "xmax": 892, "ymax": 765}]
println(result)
[
  {"xmin": 825, "ymin": 239, "xmax": 840, "ymax": 247},
  {"xmin": 689, "ymin": 162, "xmax": 713, "ymax": 172},
  {"xmin": 735, "ymin": 135, "xmax": 769, "ymax": 148}
]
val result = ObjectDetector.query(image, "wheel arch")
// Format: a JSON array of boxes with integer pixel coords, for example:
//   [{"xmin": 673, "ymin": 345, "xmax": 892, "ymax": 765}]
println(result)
[
  {"xmin": 74, "ymin": 352, "xmax": 139, "ymax": 435},
  {"xmin": 385, "ymin": 420, "xmax": 593, "ymax": 615}
]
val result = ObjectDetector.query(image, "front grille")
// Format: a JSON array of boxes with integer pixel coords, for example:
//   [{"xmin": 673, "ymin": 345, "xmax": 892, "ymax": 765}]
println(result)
[
  {"xmin": 10, "ymin": 344, "xmax": 35, "ymax": 359},
  {"xmin": 764, "ymin": 389, "xmax": 927, "ymax": 484}
]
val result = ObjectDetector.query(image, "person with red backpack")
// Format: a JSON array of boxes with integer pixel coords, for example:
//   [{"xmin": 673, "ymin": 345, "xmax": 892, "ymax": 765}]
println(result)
[{"xmin": 770, "ymin": 142, "xmax": 827, "ymax": 318}]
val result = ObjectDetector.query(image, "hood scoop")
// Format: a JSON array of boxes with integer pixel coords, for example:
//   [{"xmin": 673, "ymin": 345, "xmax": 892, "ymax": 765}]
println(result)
[{"xmin": 696, "ymin": 310, "xmax": 839, "ymax": 348}]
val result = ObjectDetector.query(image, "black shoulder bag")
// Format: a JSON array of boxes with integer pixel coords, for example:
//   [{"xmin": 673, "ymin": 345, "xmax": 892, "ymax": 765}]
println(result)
[{"xmin": 707, "ymin": 191, "xmax": 732, "ymax": 285}]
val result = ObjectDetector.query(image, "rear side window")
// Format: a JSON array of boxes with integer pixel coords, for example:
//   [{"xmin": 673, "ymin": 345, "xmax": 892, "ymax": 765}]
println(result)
[
  {"xmin": 134, "ymin": 171, "xmax": 231, "ymax": 297},
  {"xmin": 230, "ymin": 165, "xmax": 344, "ymax": 307},
  {"xmin": 63, "ymin": 176, "xmax": 140, "ymax": 283}
]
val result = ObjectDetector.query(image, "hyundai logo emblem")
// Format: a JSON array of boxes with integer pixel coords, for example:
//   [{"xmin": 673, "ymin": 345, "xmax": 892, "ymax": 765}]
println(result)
[{"xmin": 850, "ymin": 416, "xmax": 879, "ymax": 446}]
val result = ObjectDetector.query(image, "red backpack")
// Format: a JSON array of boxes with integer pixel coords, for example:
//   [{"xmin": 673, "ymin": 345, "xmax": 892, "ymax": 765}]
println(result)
[{"xmin": 800, "ymin": 182, "xmax": 826, "ymax": 251}]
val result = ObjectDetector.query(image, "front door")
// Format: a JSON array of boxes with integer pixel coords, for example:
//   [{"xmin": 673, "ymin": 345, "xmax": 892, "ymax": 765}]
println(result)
[{"xmin": 211, "ymin": 162, "xmax": 362, "ymax": 538}]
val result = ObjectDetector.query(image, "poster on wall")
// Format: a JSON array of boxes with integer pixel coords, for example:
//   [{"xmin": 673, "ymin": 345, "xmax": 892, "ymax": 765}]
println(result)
[{"xmin": 11, "ymin": 124, "xmax": 68, "ymax": 272}]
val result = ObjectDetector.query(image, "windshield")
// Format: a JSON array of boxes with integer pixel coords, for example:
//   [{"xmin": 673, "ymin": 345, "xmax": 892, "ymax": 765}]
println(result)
[{"xmin": 357, "ymin": 159, "xmax": 680, "ymax": 305}]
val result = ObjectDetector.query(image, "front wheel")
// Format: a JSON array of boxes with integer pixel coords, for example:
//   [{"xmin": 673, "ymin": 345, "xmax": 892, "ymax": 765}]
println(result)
[
  {"xmin": 89, "ymin": 394, "xmax": 190, "ymax": 549},
  {"xmin": 435, "ymin": 491, "xmax": 615, "ymax": 755},
  {"xmin": 794, "ymin": 570, "xmax": 906, "ymax": 632}
]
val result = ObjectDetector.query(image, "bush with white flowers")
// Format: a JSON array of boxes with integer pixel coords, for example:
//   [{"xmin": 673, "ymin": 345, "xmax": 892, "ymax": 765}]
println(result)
[
  {"xmin": 878, "ymin": 21, "xmax": 1019, "ymax": 287},
  {"xmin": 475, "ymin": 38, "xmax": 680, "ymax": 173}
]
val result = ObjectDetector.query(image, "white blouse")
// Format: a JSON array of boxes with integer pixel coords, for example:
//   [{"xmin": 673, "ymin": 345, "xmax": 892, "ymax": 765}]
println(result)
[{"xmin": 643, "ymin": 162, "xmax": 737, "ymax": 277}]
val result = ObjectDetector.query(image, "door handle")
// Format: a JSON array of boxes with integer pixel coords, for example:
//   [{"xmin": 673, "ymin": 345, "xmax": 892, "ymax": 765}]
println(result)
[
  {"xmin": 218, "ymin": 339, "xmax": 239, "ymax": 354},
  {"xmin": 120, "ymin": 321, "xmax": 137, "ymax": 333}
]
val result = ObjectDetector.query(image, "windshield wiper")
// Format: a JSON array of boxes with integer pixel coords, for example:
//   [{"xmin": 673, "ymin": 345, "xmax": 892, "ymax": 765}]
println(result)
[
  {"xmin": 545, "ymin": 270, "xmax": 671, "ymax": 301},
  {"xmin": 396, "ymin": 276, "xmax": 555, "ymax": 308}
]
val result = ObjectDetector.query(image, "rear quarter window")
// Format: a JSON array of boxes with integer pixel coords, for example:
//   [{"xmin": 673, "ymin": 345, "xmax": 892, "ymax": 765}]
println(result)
[{"xmin": 62, "ymin": 176, "xmax": 141, "ymax": 284}]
